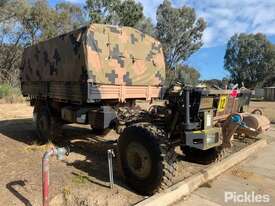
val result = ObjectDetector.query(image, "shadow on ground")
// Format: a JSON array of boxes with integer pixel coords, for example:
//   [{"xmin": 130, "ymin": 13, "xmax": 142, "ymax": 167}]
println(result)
[
  {"xmin": 0, "ymin": 118, "xmax": 36, "ymax": 145},
  {"xmin": 0, "ymin": 119, "xmax": 130, "ymax": 193}
]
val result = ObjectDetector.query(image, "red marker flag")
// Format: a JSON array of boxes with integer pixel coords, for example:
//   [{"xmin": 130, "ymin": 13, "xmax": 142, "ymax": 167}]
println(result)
[{"xmin": 230, "ymin": 89, "xmax": 238, "ymax": 98}]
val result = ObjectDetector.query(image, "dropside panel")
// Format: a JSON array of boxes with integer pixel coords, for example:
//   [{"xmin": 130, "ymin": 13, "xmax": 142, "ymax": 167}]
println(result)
[{"xmin": 87, "ymin": 83, "xmax": 163, "ymax": 102}]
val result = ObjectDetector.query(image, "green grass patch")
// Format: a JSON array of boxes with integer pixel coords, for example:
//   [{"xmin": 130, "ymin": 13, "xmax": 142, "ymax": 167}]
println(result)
[
  {"xmin": 0, "ymin": 84, "xmax": 24, "ymax": 103},
  {"xmin": 72, "ymin": 173, "xmax": 90, "ymax": 185},
  {"xmin": 0, "ymin": 84, "xmax": 11, "ymax": 98}
]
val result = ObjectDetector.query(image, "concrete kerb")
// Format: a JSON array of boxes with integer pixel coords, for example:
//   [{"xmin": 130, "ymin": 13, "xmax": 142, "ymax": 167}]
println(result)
[{"xmin": 136, "ymin": 137, "xmax": 268, "ymax": 206}]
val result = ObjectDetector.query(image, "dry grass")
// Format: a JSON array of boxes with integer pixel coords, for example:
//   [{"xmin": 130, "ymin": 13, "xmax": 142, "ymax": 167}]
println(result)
[
  {"xmin": 0, "ymin": 84, "xmax": 25, "ymax": 104},
  {"xmin": 25, "ymin": 142, "xmax": 55, "ymax": 152},
  {"xmin": 0, "ymin": 103, "xmax": 32, "ymax": 120},
  {"xmin": 0, "ymin": 94, "xmax": 25, "ymax": 104}
]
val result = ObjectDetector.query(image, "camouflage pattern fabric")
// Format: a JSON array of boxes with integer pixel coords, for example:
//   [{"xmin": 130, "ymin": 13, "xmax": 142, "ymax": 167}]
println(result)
[
  {"xmin": 21, "ymin": 27, "xmax": 87, "ymax": 82},
  {"xmin": 21, "ymin": 24, "xmax": 166, "ymax": 86}
]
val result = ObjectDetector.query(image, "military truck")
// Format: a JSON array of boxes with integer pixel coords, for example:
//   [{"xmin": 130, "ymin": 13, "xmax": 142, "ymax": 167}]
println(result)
[
  {"xmin": 21, "ymin": 24, "xmax": 165, "ymax": 136},
  {"xmin": 20, "ymin": 24, "xmax": 270, "ymax": 195}
]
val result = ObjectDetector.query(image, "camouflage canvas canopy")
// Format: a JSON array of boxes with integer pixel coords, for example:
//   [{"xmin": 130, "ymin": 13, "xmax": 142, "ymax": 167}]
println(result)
[{"xmin": 21, "ymin": 24, "xmax": 166, "ymax": 86}]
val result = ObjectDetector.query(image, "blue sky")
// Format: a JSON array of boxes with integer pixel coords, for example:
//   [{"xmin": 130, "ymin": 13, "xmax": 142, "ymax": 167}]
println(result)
[{"xmin": 49, "ymin": 0, "xmax": 275, "ymax": 80}]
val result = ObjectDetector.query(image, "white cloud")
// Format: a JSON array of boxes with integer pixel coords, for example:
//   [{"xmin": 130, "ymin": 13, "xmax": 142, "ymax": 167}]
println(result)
[
  {"xmin": 64, "ymin": 0, "xmax": 275, "ymax": 47},
  {"xmin": 202, "ymin": 27, "xmax": 215, "ymax": 46},
  {"xmin": 64, "ymin": 0, "xmax": 162, "ymax": 21},
  {"xmin": 136, "ymin": 0, "xmax": 163, "ymax": 22},
  {"xmin": 64, "ymin": 0, "xmax": 86, "ymax": 4},
  {"xmin": 174, "ymin": 0, "xmax": 275, "ymax": 47},
  {"xmin": 138, "ymin": 0, "xmax": 275, "ymax": 47}
]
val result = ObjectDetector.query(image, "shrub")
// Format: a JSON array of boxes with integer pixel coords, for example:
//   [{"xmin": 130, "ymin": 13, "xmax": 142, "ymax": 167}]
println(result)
[
  {"xmin": 0, "ymin": 84, "xmax": 24, "ymax": 103},
  {"xmin": 0, "ymin": 84, "xmax": 11, "ymax": 98}
]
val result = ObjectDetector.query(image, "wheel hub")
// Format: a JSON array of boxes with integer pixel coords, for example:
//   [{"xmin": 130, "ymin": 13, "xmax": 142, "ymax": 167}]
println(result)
[{"xmin": 126, "ymin": 142, "xmax": 152, "ymax": 179}]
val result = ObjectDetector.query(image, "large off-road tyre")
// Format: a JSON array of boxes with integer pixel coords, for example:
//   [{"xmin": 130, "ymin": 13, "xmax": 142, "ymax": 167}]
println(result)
[
  {"xmin": 35, "ymin": 105, "xmax": 62, "ymax": 143},
  {"xmin": 90, "ymin": 127, "xmax": 110, "ymax": 135},
  {"xmin": 118, "ymin": 123, "xmax": 176, "ymax": 195},
  {"xmin": 181, "ymin": 146, "xmax": 227, "ymax": 165}
]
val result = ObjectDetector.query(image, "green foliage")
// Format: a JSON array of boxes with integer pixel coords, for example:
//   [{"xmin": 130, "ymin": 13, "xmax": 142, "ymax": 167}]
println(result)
[
  {"xmin": 0, "ymin": 0, "xmax": 207, "ymax": 92},
  {"xmin": 85, "ymin": 0, "xmax": 144, "ymax": 27},
  {"xmin": 135, "ymin": 17, "xmax": 155, "ymax": 36},
  {"xmin": 166, "ymin": 64, "xmax": 200, "ymax": 86},
  {"xmin": 22, "ymin": 0, "xmax": 57, "ymax": 43},
  {"xmin": 224, "ymin": 33, "xmax": 275, "ymax": 88},
  {"xmin": 0, "ymin": 84, "xmax": 11, "ymax": 98},
  {"xmin": 201, "ymin": 78, "xmax": 230, "ymax": 89},
  {"xmin": 85, "ymin": 0, "xmax": 120, "ymax": 24},
  {"xmin": 0, "ymin": 0, "xmax": 8, "ymax": 7},
  {"xmin": 0, "ymin": 84, "xmax": 23, "ymax": 103},
  {"xmin": 262, "ymin": 75, "xmax": 275, "ymax": 87},
  {"xmin": 0, "ymin": 0, "xmax": 28, "ymax": 86},
  {"xmin": 0, "ymin": 0, "xmax": 85, "ymax": 86},
  {"xmin": 55, "ymin": 2, "xmax": 86, "ymax": 34},
  {"xmin": 156, "ymin": 0, "xmax": 206, "ymax": 70},
  {"xmin": 116, "ymin": 0, "xmax": 143, "ymax": 27},
  {"xmin": 19, "ymin": 0, "xmax": 85, "ymax": 44}
]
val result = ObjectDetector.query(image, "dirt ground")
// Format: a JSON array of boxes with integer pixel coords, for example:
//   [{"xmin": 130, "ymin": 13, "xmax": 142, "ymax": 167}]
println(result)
[
  {"xmin": 0, "ymin": 103, "xmax": 143, "ymax": 206},
  {"xmin": 0, "ymin": 101, "xmax": 274, "ymax": 206}
]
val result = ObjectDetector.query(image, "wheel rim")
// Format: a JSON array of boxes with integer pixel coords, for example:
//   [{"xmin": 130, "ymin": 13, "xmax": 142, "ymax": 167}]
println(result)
[{"xmin": 126, "ymin": 142, "xmax": 152, "ymax": 179}]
